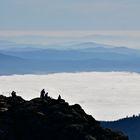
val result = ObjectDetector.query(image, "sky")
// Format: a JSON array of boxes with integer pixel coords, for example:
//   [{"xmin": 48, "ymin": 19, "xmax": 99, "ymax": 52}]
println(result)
[
  {"xmin": 0, "ymin": 0, "xmax": 140, "ymax": 31},
  {"xmin": 1, "ymin": 0, "xmax": 140, "ymax": 48}
]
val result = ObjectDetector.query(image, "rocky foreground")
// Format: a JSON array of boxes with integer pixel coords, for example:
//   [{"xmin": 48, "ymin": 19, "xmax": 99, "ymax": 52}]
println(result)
[{"xmin": 0, "ymin": 94, "xmax": 128, "ymax": 140}]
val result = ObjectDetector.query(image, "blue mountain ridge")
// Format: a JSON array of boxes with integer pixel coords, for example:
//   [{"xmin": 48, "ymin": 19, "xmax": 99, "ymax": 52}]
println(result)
[
  {"xmin": 1, "ymin": 41, "xmax": 140, "ymax": 74},
  {"xmin": 101, "ymin": 115, "xmax": 140, "ymax": 140}
]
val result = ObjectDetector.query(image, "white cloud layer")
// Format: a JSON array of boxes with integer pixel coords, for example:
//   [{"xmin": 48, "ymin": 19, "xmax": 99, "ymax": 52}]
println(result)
[{"xmin": 0, "ymin": 72, "xmax": 140, "ymax": 121}]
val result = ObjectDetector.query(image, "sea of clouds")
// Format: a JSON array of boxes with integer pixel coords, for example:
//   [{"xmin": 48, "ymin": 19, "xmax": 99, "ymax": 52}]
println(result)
[{"xmin": 0, "ymin": 72, "xmax": 140, "ymax": 121}]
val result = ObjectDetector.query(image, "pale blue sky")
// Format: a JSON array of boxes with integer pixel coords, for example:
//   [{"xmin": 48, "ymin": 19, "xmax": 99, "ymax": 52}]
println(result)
[{"xmin": 0, "ymin": 0, "xmax": 140, "ymax": 30}]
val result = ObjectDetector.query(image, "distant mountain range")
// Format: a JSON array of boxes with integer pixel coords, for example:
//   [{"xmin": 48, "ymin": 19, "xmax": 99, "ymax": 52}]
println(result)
[
  {"xmin": 1, "ymin": 40, "xmax": 140, "ymax": 75},
  {"xmin": 102, "ymin": 115, "xmax": 140, "ymax": 140}
]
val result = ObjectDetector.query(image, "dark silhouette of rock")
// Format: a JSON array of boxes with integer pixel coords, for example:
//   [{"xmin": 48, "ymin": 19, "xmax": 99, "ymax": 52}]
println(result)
[
  {"xmin": 0, "ymin": 94, "xmax": 128, "ymax": 140},
  {"xmin": 58, "ymin": 94, "xmax": 61, "ymax": 100}
]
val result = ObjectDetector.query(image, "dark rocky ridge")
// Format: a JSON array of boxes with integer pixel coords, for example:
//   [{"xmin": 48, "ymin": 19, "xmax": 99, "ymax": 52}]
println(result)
[{"xmin": 0, "ymin": 94, "xmax": 128, "ymax": 140}]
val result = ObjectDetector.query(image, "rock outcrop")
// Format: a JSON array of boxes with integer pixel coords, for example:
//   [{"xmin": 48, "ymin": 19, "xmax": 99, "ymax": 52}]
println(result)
[{"xmin": 0, "ymin": 94, "xmax": 128, "ymax": 140}]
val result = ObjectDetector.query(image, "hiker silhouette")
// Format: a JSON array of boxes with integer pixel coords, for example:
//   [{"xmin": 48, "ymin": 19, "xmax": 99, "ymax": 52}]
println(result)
[
  {"xmin": 45, "ymin": 92, "xmax": 48, "ymax": 99},
  {"xmin": 40, "ymin": 89, "xmax": 45, "ymax": 99},
  {"xmin": 11, "ymin": 91, "xmax": 16, "ymax": 97}
]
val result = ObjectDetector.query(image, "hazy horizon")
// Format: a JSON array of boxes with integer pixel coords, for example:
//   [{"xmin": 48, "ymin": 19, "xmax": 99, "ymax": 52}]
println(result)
[
  {"xmin": 1, "ymin": 30, "xmax": 140, "ymax": 49},
  {"xmin": 1, "ymin": 0, "xmax": 140, "ymax": 47}
]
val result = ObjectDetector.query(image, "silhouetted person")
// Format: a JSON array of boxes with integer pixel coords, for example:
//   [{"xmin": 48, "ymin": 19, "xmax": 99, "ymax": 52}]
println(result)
[
  {"xmin": 45, "ymin": 92, "xmax": 48, "ymax": 99},
  {"xmin": 58, "ymin": 95, "xmax": 61, "ymax": 100},
  {"xmin": 40, "ymin": 89, "xmax": 45, "ymax": 99},
  {"xmin": 11, "ymin": 91, "xmax": 16, "ymax": 97}
]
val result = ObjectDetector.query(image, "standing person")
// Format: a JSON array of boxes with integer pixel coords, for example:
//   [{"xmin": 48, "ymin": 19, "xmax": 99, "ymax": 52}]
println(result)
[{"xmin": 40, "ymin": 89, "xmax": 45, "ymax": 99}]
